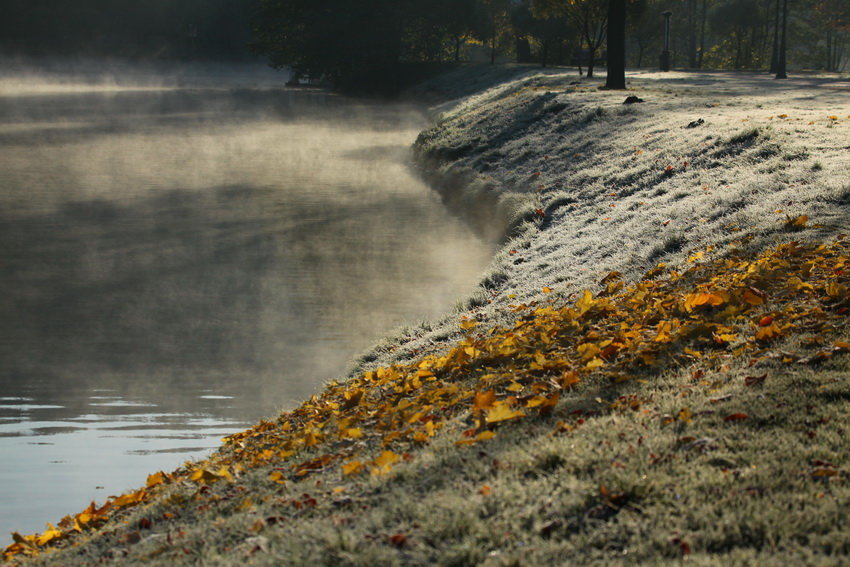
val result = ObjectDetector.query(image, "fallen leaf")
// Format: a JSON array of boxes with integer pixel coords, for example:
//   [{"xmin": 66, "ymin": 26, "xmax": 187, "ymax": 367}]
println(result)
[
  {"xmin": 485, "ymin": 402, "xmax": 526, "ymax": 424},
  {"xmin": 342, "ymin": 461, "xmax": 365, "ymax": 477}
]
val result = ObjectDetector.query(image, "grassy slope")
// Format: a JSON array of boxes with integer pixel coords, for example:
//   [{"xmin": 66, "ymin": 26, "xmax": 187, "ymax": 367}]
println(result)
[{"xmin": 7, "ymin": 67, "xmax": 850, "ymax": 566}]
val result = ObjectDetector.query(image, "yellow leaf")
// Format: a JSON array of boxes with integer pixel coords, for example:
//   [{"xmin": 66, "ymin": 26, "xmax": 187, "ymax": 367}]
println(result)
[
  {"xmin": 577, "ymin": 342, "xmax": 601, "ymax": 361},
  {"xmin": 714, "ymin": 333, "xmax": 738, "ymax": 345},
  {"xmin": 688, "ymin": 251, "xmax": 705, "ymax": 263},
  {"xmin": 558, "ymin": 371, "xmax": 581, "ymax": 389},
  {"xmin": 485, "ymin": 402, "xmax": 526, "ymax": 424},
  {"xmin": 268, "ymin": 471, "xmax": 286, "ymax": 484},
  {"xmin": 785, "ymin": 215, "xmax": 808, "ymax": 229},
  {"xmin": 340, "ymin": 427, "xmax": 364, "ymax": 440},
  {"xmin": 505, "ymin": 381, "xmax": 524, "ymax": 393},
  {"xmin": 146, "ymin": 471, "xmax": 167, "ymax": 489},
  {"xmin": 575, "ymin": 289, "xmax": 595, "ymax": 315},
  {"xmin": 111, "ymin": 488, "xmax": 146, "ymax": 508},
  {"xmin": 683, "ymin": 347, "xmax": 702, "ymax": 358},
  {"xmin": 654, "ymin": 320, "xmax": 676, "ymax": 342},
  {"xmin": 371, "ymin": 451, "xmax": 402, "ymax": 476},
  {"xmin": 189, "ymin": 467, "xmax": 230, "ymax": 485},
  {"xmin": 476, "ymin": 431, "xmax": 497, "ymax": 441},
  {"xmin": 542, "ymin": 287, "xmax": 553, "ymax": 294},
  {"xmin": 460, "ymin": 320, "xmax": 478, "ymax": 331},
  {"xmin": 35, "ymin": 526, "xmax": 63, "ymax": 547},
  {"xmin": 342, "ymin": 461, "xmax": 365, "ymax": 476},
  {"xmin": 473, "ymin": 390, "xmax": 497, "ymax": 412},
  {"xmin": 584, "ymin": 357, "xmax": 605, "ymax": 370}
]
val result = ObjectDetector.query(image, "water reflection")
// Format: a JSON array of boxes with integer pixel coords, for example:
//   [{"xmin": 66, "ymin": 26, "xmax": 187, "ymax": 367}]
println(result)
[{"xmin": 0, "ymin": 63, "xmax": 493, "ymax": 541}]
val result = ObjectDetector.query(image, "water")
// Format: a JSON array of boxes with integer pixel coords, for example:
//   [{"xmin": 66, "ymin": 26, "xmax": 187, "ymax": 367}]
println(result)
[{"xmin": 0, "ymin": 61, "xmax": 493, "ymax": 542}]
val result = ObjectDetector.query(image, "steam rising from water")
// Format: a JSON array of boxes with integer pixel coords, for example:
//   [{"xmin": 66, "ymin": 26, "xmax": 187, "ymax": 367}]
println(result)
[{"xmin": 0, "ymin": 61, "xmax": 493, "ymax": 541}]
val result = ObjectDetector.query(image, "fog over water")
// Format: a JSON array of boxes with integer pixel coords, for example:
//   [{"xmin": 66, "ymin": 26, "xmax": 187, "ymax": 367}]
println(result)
[{"xmin": 0, "ymin": 61, "xmax": 493, "ymax": 542}]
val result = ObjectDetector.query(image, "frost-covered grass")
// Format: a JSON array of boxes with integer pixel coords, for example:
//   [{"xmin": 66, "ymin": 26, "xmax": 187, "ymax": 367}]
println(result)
[
  {"xmin": 364, "ymin": 67, "xmax": 850, "ymax": 371},
  {"xmin": 8, "ymin": 68, "xmax": 850, "ymax": 566}
]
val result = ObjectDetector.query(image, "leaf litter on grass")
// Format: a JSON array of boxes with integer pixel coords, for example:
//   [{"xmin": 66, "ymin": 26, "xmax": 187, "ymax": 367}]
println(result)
[{"xmin": 6, "ymin": 233, "xmax": 850, "ymax": 563}]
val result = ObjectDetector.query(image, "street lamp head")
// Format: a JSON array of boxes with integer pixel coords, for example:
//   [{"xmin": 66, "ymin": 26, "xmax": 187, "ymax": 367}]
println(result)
[{"xmin": 662, "ymin": 10, "xmax": 672, "ymax": 16}]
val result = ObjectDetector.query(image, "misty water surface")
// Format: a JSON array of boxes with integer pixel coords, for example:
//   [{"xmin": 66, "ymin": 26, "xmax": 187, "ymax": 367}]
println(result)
[{"xmin": 0, "ymin": 61, "xmax": 492, "ymax": 542}]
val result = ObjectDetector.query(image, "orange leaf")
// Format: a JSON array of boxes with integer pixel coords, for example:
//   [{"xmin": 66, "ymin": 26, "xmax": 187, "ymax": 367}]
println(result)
[
  {"xmin": 756, "ymin": 323, "xmax": 782, "ymax": 341},
  {"xmin": 684, "ymin": 292, "xmax": 724, "ymax": 312},
  {"xmin": 742, "ymin": 287, "xmax": 766, "ymax": 305},
  {"xmin": 724, "ymin": 413, "xmax": 749, "ymax": 422}
]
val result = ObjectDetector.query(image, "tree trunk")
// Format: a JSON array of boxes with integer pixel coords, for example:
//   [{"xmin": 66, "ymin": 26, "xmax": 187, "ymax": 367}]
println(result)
[
  {"xmin": 688, "ymin": 0, "xmax": 698, "ymax": 68},
  {"xmin": 775, "ymin": 0, "xmax": 787, "ymax": 78},
  {"xmin": 698, "ymin": 0, "xmax": 707, "ymax": 68},
  {"xmin": 769, "ymin": 0, "xmax": 778, "ymax": 72},
  {"xmin": 604, "ymin": 0, "xmax": 626, "ymax": 89}
]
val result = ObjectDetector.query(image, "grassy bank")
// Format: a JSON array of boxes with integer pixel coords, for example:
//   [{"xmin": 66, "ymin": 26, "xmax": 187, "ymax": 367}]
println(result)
[{"xmin": 6, "ymin": 66, "xmax": 850, "ymax": 565}]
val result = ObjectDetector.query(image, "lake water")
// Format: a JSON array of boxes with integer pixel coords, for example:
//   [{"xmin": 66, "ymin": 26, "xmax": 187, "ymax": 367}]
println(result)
[{"xmin": 0, "ymin": 61, "xmax": 492, "ymax": 543}]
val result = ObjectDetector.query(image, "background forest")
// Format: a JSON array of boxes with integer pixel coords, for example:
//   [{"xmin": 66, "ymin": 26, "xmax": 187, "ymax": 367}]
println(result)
[{"xmin": 0, "ymin": 0, "xmax": 846, "ymax": 86}]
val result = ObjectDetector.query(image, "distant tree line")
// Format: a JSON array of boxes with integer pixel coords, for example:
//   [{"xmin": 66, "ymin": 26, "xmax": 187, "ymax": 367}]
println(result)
[
  {"xmin": 0, "ymin": 0, "xmax": 256, "ymax": 60},
  {"xmin": 252, "ymin": 0, "xmax": 849, "ymax": 90},
  {"xmin": 0, "ymin": 1, "xmax": 845, "ymax": 80}
]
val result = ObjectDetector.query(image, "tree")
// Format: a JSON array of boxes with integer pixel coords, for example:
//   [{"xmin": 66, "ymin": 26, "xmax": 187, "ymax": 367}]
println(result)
[
  {"xmin": 474, "ymin": 0, "xmax": 512, "ymax": 64},
  {"xmin": 533, "ymin": 0, "xmax": 609, "ymax": 77},
  {"xmin": 512, "ymin": 0, "xmax": 574, "ymax": 65},
  {"xmin": 775, "ymin": 0, "xmax": 788, "ymax": 77},
  {"xmin": 814, "ymin": 0, "xmax": 850, "ymax": 71},
  {"xmin": 604, "ymin": 0, "xmax": 626, "ymax": 88}
]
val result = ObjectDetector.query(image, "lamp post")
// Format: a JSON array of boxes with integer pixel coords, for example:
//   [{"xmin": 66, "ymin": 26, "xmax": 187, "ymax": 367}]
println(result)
[{"xmin": 660, "ymin": 11, "xmax": 672, "ymax": 71}]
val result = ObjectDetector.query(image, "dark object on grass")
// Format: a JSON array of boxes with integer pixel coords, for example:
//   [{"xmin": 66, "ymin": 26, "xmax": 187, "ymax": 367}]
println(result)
[
  {"xmin": 687, "ymin": 118, "xmax": 705, "ymax": 128},
  {"xmin": 623, "ymin": 96, "xmax": 644, "ymax": 104}
]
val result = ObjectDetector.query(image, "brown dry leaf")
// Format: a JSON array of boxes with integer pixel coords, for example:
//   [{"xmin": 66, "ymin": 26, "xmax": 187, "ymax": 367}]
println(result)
[{"xmin": 744, "ymin": 374, "xmax": 767, "ymax": 387}]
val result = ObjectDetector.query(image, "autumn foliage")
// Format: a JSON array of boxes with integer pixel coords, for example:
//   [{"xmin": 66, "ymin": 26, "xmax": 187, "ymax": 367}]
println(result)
[{"xmin": 5, "ymin": 235, "xmax": 850, "ymax": 561}]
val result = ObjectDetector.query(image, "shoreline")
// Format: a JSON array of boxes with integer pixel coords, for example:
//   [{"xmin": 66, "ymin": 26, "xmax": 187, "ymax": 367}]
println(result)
[{"xmin": 7, "ymin": 66, "xmax": 850, "ymax": 565}]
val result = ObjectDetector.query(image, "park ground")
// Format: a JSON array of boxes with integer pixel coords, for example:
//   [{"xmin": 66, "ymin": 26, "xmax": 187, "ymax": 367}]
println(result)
[{"xmin": 5, "ymin": 66, "xmax": 850, "ymax": 565}]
